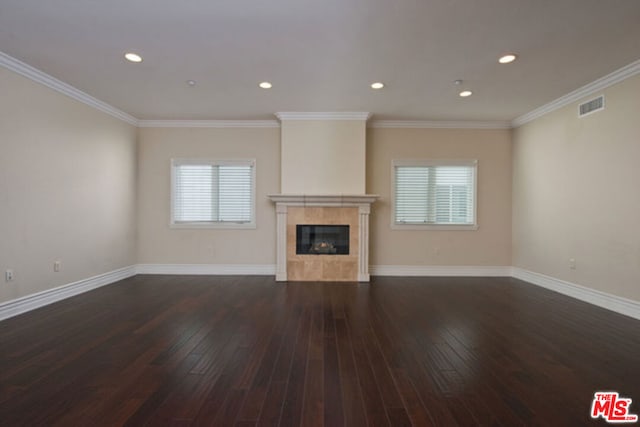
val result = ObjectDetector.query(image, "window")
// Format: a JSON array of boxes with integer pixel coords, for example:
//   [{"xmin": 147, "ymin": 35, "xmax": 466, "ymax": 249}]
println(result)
[
  {"xmin": 392, "ymin": 159, "xmax": 477, "ymax": 229},
  {"xmin": 171, "ymin": 159, "xmax": 255, "ymax": 228}
]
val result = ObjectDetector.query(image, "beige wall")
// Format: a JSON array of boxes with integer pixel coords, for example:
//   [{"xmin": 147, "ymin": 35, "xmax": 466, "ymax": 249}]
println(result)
[
  {"xmin": 513, "ymin": 74, "xmax": 640, "ymax": 301},
  {"xmin": 138, "ymin": 126, "xmax": 512, "ymax": 268},
  {"xmin": 367, "ymin": 128, "xmax": 512, "ymax": 266},
  {"xmin": 137, "ymin": 127, "xmax": 279, "ymax": 264},
  {"xmin": 281, "ymin": 120, "xmax": 366, "ymax": 194},
  {"xmin": 0, "ymin": 67, "xmax": 137, "ymax": 304},
  {"xmin": 5, "ymin": 51, "xmax": 635, "ymax": 310}
]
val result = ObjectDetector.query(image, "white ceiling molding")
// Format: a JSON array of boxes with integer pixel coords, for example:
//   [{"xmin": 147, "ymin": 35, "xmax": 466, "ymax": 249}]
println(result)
[
  {"xmin": 369, "ymin": 120, "xmax": 512, "ymax": 129},
  {"xmin": 138, "ymin": 120, "xmax": 280, "ymax": 128},
  {"xmin": 276, "ymin": 112, "xmax": 371, "ymax": 121},
  {"xmin": 3, "ymin": 2, "xmax": 639, "ymax": 120},
  {"xmin": 139, "ymin": 119, "xmax": 513, "ymax": 129},
  {"xmin": 4, "ymin": 48, "xmax": 639, "ymax": 131},
  {"xmin": 512, "ymin": 59, "xmax": 640, "ymax": 128},
  {"xmin": 0, "ymin": 51, "xmax": 138, "ymax": 126}
]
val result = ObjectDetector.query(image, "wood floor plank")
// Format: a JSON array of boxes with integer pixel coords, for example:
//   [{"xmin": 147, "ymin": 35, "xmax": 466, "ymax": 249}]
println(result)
[
  {"xmin": 334, "ymin": 318, "xmax": 368, "ymax": 427},
  {"xmin": 0, "ymin": 275, "xmax": 638, "ymax": 426},
  {"xmin": 350, "ymin": 334, "xmax": 391, "ymax": 426},
  {"xmin": 279, "ymin": 308, "xmax": 311, "ymax": 427},
  {"xmin": 300, "ymin": 305, "xmax": 324, "ymax": 427}
]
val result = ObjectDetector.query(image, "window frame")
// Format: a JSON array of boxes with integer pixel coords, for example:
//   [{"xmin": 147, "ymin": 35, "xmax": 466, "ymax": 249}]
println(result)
[
  {"xmin": 170, "ymin": 158, "xmax": 257, "ymax": 229},
  {"xmin": 391, "ymin": 159, "xmax": 478, "ymax": 231}
]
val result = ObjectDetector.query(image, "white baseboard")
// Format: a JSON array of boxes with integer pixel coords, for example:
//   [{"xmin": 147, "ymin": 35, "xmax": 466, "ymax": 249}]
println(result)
[
  {"xmin": 136, "ymin": 263, "xmax": 277, "ymax": 275},
  {"xmin": 512, "ymin": 268, "xmax": 640, "ymax": 321},
  {"xmin": 0, "ymin": 265, "xmax": 137, "ymax": 321},
  {"xmin": 370, "ymin": 265, "xmax": 512, "ymax": 277},
  {"xmin": 2, "ymin": 264, "xmax": 638, "ymax": 323}
]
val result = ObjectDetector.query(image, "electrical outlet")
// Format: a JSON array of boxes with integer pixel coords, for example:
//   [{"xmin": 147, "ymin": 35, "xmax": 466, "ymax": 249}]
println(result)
[
  {"xmin": 569, "ymin": 258, "xmax": 576, "ymax": 270},
  {"xmin": 5, "ymin": 270, "xmax": 14, "ymax": 282},
  {"xmin": 54, "ymin": 261, "xmax": 61, "ymax": 272}
]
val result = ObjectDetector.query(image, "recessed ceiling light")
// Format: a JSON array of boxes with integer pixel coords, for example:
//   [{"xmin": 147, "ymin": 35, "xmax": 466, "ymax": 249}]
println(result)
[
  {"xmin": 371, "ymin": 82, "xmax": 384, "ymax": 90},
  {"xmin": 124, "ymin": 52, "xmax": 143, "ymax": 63},
  {"xmin": 459, "ymin": 90, "xmax": 473, "ymax": 97},
  {"xmin": 498, "ymin": 54, "xmax": 518, "ymax": 64},
  {"xmin": 259, "ymin": 81, "xmax": 272, "ymax": 89},
  {"xmin": 186, "ymin": 80, "xmax": 196, "ymax": 87}
]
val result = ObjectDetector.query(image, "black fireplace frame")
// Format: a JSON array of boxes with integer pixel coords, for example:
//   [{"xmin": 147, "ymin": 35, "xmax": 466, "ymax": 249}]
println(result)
[{"xmin": 296, "ymin": 224, "xmax": 350, "ymax": 255}]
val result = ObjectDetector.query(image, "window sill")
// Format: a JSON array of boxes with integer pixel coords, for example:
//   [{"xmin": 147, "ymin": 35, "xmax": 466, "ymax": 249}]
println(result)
[
  {"xmin": 170, "ymin": 222, "xmax": 256, "ymax": 230},
  {"xmin": 391, "ymin": 223, "xmax": 478, "ymax": 231}
]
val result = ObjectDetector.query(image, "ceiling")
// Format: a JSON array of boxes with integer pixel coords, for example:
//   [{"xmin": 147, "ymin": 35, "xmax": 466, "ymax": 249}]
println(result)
[{"xmin": 1, "ymin": 0, "xmax": 639, "ymax": 121}]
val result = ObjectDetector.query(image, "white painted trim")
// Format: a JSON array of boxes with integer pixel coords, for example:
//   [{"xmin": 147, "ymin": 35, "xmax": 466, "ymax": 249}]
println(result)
[
  {"xmin": 358, "ymin": 205, "xmax": 372, "ymax": 282},
  {"xmin": 4, "ymin": 50, "xmax": 639, "ymax": 132},
  {"xmin": 512, "ymin": 59, "xmax": 640, "ymax": 127},
  {"xmin": 0, "ymin": 51, "xmax": 138, "ymax": 126},
  {"xmin": 2, "ymin": 263, "xmax": 637, "ymax": 324},
  {"xmin": 275, "ymin": 112, "xmax": 371, "ymax": 121},
  {"xmin": 369, "ymin": 120, "xmax": 511, "ymax": 129},
  {"xmin": 512, "ymin": 268, "xmax": 640, "ymax": 321},
  {"xmin": 275, "ymin": 204, "xmax": 288, "ymax": 282},
  {"xmin": 138, "ymin": 120, "xmax": 280, "ymax": 128},
  {"xmin": 0, "ymin": 266, "xmax": 137, "ymax": 321},
  {"xmin": 370, "ymin": 265, "xmax": 512, "ymax": 277},
  {"xmin": 140, "ymin": 119, "xmax": 511, "ymax": 129},
  {"xmin": 267, "ymin": 194, "xmax": 380, "ymax": 204},
  {"xmin": 136, "ymin": 264, "xmax": 277, "ymax": 275}
]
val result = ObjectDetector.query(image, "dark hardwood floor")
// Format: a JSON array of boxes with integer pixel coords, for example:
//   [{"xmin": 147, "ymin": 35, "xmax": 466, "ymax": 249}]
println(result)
[{"xmin": 0, "ymin": 275, "xmax": 638, "ymax": 426}]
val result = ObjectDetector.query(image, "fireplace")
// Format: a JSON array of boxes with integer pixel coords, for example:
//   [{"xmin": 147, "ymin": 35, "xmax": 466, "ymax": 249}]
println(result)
[
  {"xmin": 296, "ymin": 224, "xmax": 349, "ymax": 255},
  {"xmin": 268, "ymin": 113, "xmax": 377, "ymax": 281},
  {"xmin": 268, "ymin": 195, "xmax": 378, "ymax": 281}
]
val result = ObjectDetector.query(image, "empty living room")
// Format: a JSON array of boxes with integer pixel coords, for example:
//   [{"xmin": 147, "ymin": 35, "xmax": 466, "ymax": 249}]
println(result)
[{"xmin": 1, "ymin": 1, "xmax": 639, "ymax": 425}]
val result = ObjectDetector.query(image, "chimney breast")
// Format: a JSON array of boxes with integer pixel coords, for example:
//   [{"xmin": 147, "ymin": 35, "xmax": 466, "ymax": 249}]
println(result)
[{"xmin": 277, "ymin": 112, "xmax": 370, "ymax": 195}]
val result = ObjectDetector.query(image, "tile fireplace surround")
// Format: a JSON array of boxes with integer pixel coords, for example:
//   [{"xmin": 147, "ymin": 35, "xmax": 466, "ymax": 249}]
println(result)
[{"xmin": 268, "ymin": 195, "xmax": 379, "ymax": 282}]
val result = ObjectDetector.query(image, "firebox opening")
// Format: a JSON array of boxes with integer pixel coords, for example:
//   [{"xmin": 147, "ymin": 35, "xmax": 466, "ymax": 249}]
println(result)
[{"xmin": 296, "ymin": 224, "xmax": 349, "ymax": 255}]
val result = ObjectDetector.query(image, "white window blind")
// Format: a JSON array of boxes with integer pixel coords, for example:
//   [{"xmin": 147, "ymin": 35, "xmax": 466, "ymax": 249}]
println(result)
[
  {"xmin": 394, "ymin": 160, "xmax": 476, "ymax": 226},
  {"xmin": 171, "ymin": 159, "xmax": 255, "ymax": 227}
]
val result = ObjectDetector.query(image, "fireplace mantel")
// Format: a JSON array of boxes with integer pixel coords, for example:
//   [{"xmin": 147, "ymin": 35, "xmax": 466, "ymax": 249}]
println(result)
[
  {"xmin": 267, "ymin": 194, "xmax": 379, "ymax": 205},
  {"xmin": 268, "ymin": 194, "xmax": 379, "ymax": 282}
]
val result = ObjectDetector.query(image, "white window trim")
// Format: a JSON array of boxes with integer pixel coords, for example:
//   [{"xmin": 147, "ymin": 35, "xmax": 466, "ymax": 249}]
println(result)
[
  {"xmin": 170, "ymin": 158, "xmax": 257, "ymax": 229},
  {"xmin": 391, "ymin": 159, "xmax": 478, "ymax": 231}
]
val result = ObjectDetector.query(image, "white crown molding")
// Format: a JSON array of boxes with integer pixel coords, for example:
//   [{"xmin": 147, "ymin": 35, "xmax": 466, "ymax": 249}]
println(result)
[
  {"xmin": 138, "ymin": 120, "xmax": 280, "ymax": 128},
  {"xmin": 370, "ymin": 265, "xmax": 512, "ymax": 277},
  {"xmin": 276, "ymin": 112, "xmax": 371, "ymax": 121},
  {"xmin": 0, "ymin": 266, "xmax": 136, "ymax": 321},
  {"xmin": 512, "ymin": 268, "xmax": 640, "ymax": 320},
  {"xmin": 145, "ymin": 118, "xmax": 513, "ymax": 129},
  {"xmin": 512, "ymin": 59, "xmax": 640, "ymax": 128},
  {"xmin": 0, "ymin": 51, "xmax": 138, "ymax": 126},
  {"xmin": 369, "ymin": 120, "xmax": 512, "ymax": 129},
  {"xmin": 4, "ymin": 49, "xmax": 639, "ymax": 131},
  {"xmin": 136, "ymin": 264, "xmax": 277, "ymax": 275}
]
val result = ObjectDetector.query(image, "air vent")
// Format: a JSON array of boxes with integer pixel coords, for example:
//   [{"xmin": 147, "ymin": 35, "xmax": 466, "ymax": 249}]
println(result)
[{"xmin": 579, "ymin": 95, "xmax": 604, "ymax": 117}]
